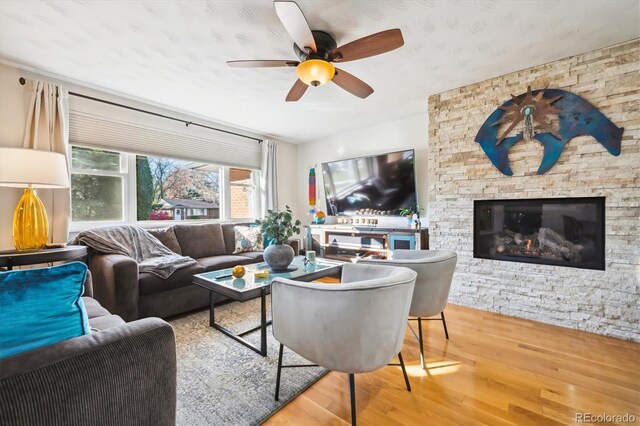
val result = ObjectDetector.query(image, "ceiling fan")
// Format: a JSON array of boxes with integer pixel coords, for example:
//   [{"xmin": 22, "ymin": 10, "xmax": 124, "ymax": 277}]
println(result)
[{"xmin": 226, "ymin": 1, "xmax": 404, "ymax": 102}]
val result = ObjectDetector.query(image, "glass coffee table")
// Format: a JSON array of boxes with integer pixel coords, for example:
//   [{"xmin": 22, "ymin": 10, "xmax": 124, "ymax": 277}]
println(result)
[{"xmin": 192, "ymin": 256, "xmax": 343, "ymax": 356}]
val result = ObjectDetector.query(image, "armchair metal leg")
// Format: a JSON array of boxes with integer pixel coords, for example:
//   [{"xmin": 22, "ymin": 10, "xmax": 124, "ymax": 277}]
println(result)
[
  {"xmin": 398, "ymin": 352, "xmax": 411, "ymax": 391},
  {"xmin": 275, "ymin": 343, "xmax": 284, "ymax": 401},
  {"xmin": 275, "ymin": 346, "xmax": 320, "ymax": 402},
  {"xmin": 418, "ymin": 317, "xmax": 425, "ymax": 370},
  {"xmin": 348, "ymin": 373, "xmax": 357, "ymax": 426},
  {"xmin": 441, "ymin": 311, "xmax": 450, "ymax": 340}
]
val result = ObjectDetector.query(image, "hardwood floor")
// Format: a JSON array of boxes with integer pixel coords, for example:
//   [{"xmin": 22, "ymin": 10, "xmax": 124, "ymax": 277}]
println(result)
[{"xmin": 265, "ymin": 303, "xmax": 640, "ymax": 425}]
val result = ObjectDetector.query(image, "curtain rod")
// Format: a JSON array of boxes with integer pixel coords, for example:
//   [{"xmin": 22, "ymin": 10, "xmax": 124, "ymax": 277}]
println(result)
[{"xmin": 18, "ymin": 77, "xmax": 262, "ymax": 143}]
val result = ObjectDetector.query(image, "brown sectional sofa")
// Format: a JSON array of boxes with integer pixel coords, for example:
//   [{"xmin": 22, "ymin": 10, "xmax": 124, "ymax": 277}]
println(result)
[{"xmin": 88, "ymin": 222, "xmax": 299, "ymax": 321}]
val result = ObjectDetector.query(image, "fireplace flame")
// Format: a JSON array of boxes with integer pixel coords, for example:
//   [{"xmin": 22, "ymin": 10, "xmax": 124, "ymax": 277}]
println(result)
[{"xmin": 526, "ymin": 239, "xmax": 532, "ymax": 251}]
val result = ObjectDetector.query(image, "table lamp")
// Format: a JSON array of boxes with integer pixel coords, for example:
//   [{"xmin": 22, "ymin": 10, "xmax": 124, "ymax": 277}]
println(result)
[{"xmin": 0, "ymin": 147, "xmax": 70, "ymax": 251}]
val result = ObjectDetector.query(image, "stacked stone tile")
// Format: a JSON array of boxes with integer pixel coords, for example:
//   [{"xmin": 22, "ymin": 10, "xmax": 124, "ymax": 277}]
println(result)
[{"xmin": 428, "ymin": 40, "xmax": 639, "ymax": 341}]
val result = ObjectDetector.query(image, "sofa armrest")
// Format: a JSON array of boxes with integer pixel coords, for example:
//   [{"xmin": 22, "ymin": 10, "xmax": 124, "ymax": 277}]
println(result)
[
  {"xmin": 286, "ymin": 238, "xmax": 300, "ymax": 256},
  {"xmin": 89, "ymin": 253, "xmax": 140, "ymax": 321},
  {"xmin": 0, "ymin": 318, "xmax": 176, "ymax": 426}
]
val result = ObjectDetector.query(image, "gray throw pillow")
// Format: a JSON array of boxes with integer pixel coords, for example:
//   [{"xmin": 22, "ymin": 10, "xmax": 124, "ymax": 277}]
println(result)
[{"xmin": 147, "ymin": 227, "xmax": 182, "ymax": 255}]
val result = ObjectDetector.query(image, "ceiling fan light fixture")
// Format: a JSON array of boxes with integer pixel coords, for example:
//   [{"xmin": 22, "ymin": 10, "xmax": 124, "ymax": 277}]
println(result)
[{"xmin": 296, "ymin": 59, "xmax": 335, "ymax": 87}]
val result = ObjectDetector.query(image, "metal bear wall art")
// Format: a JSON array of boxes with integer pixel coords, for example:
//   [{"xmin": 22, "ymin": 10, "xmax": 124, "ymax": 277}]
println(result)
[{"xmin": 475, "ymin": 86, "xmax": 624, "ymax": 175}]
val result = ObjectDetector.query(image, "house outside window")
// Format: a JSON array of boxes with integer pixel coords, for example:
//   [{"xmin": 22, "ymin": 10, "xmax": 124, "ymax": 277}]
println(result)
[{"xmin": 70, "ymin": 146, "xmax": 258, "ymax": 229}]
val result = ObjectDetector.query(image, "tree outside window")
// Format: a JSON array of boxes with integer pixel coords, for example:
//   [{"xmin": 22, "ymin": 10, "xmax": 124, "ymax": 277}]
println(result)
[{"xmin": 70, "ymin": 147, "xmax": 124, "ymax": 222}]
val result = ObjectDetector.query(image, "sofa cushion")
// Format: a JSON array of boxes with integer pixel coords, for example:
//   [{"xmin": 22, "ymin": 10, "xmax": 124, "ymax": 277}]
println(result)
[
  {"xmin": 89, "ymin": 314, "xmax": 126, "ymax": 331},
  {"xmin": 0, "ymin": 262, "xmax": 91, "ymax": 359},
  {"xmin": 221, "ymin": 223, "xmax": 237, "ymax": 255},
  {"xmin": 174, "ymin": 223, "xmax": 226, "ymax": 259},
  {"xmin": 197, "ymin": 255, "xmax": 255, "ymax": 272},
  {"xmin": 147, "ymin": 227, "xmax": 182, "ymax": 255},
  {"xmin": 139, "ymin": 263, "xmax": 205, "ymax": 295},
  {"xmin": 82, "ymin": 297, "xmax": 126, "ymax": 330},
  {"xmin": 237, "ymin": 252, "xmax": 264, "ymax": 262},
  {"xmin": 83, "ymin": 297, "xmax": 111, "ymax": 319}
]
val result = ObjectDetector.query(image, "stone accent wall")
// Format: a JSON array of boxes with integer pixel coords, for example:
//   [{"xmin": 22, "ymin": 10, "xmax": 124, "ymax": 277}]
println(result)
[{"xmin": 427, "ymin": 40, "xmax": 639, "ymax": 341}]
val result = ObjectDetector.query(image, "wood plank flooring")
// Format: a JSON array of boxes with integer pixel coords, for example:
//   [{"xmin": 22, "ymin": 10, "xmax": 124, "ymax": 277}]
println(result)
[{"xmin": 265, "ymin": 301, "xmax": 640, "ymax": 425}]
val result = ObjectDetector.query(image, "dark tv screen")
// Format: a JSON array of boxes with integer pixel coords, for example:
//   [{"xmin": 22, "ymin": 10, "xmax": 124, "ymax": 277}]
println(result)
[{"xmin": 322, "ymin": 149, "xmax": 417, "ymax": 216}]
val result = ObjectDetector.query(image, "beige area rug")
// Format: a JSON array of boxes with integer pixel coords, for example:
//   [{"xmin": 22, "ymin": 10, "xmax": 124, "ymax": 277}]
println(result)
[{"xmin": 170, "ymin": 297, "xmax": 327, "ymax": 426}]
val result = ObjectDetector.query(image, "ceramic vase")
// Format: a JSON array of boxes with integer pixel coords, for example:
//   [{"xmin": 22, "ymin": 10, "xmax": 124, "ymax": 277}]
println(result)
[{"xmin": 264, "ymin": 243, "xmax": 294, "ymax": 271}]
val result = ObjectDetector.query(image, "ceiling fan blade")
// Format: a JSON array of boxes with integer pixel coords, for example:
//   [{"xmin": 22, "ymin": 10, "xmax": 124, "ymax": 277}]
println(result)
[
  {"xmin": 331, "ymin": 29, "xmax": 404, "ymax": 63},
  {"xmin": 227, "ymin": 60, "xmax": 299, "ymax": 68},
  {"xmin": 332, "ymin": 68, "xmax": 374, "ymax": 99},
  {"xmin": 286, "ymin": 79, "xmax": 308, "ymax": 102},
  {"xmin": 274, "ymin": 1, "xmax": 317, "ymax": 53}
]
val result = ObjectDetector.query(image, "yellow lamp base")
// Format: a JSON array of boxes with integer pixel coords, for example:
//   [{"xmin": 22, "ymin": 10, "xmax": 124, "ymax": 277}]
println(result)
[{"xmin": 12, "ymin": 187, "xmax": 49, "ymax": 251}]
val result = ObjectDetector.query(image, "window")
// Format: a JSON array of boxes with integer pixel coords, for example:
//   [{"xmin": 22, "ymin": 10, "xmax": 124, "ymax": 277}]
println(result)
[
  {"xmin": 70, "ymin": 147, "xmax": 126, "ymax": 222},
  {"xmin": 70, "ymin": 146, "xmax": 259, "ymax": 227},
  {"xmin": 355, "ymin": 158, "xmax": 370, "ymax": 180},
  {"xmin": 327, "ymin": 159, "xmax": 357, "ymax": 194},
  {"xmin": 138, "ymin": 156, "xmax": 220, "ymax": 221},
  {"xmin": 229, "ymin": 168, "xmax": 257, "ymax": 219}
]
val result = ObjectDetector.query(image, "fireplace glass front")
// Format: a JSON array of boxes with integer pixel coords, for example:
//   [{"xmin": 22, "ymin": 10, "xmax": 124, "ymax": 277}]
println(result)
[{"xmin": 473, "ymin": 197, "xmax": 605, "ymax": 270}]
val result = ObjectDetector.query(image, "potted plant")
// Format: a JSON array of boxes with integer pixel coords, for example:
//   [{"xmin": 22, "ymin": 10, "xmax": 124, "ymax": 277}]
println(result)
[
  {"xmin": 399, "ymin": 205, "xmax": 424, "ymax": 229},
  {"xmin": 256, "ymin": 205, "xmax": 301, "ymax": 271}
]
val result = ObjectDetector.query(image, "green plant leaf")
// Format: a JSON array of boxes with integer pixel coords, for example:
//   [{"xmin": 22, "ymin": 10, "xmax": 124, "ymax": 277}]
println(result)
[{"xmin": 257, "ymin": 206, "xmax": 301, "ymax": 244}]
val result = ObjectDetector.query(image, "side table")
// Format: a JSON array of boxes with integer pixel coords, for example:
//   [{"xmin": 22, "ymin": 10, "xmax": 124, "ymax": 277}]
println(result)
[{"xmin": 0, "ymin": 245, "xmax": 88, "ymax": 271}]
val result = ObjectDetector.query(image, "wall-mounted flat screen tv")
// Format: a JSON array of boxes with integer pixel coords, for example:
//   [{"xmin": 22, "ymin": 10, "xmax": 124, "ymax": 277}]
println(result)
[{"xmin": 322, "ymin": 149, "xmax": 417, "ymax": 216}]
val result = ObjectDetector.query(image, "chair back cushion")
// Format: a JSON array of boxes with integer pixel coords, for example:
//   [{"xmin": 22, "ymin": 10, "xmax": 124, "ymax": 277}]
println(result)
[
  {"xmin": 359, "ymin": 250, "xmax": 457, "ymax": 317},
  {"xmin": 0, "ymin": 262, "xmax": 91, "ymax": 359},
  {"xmin": 271, "ymin": 263, "xmax": 416, "ymax": 373},
  {"xmin": 173, "ymin": 223, "xmax": 226, "ymax": 259}
]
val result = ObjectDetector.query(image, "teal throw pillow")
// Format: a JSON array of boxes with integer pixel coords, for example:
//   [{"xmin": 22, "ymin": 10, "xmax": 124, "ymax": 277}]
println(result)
[{"xmin": 0, "ymin": 261, "xmax": 91, "ymax": 359}]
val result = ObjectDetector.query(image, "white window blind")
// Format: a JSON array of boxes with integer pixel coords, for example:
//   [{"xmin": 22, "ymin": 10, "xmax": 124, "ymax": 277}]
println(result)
[{"xmin": 68, "ymin": 95, "xmax": 261, "ymax": 169}]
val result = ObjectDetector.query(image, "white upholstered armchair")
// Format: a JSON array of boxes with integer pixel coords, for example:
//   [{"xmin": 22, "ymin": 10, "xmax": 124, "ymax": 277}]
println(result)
[
  {"xmin": 271, "ymin": 263, "xmax": 417, "ymax": 425},
  {"xmin": 359, "ymin": 249, "xmax": 457, "ymax": 369}
]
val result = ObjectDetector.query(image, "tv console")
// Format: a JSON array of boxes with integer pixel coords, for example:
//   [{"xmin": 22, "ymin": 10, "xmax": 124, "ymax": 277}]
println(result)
[{"xmin": 307, "ymin": 224, "xmax": 429, "ymax": 262}]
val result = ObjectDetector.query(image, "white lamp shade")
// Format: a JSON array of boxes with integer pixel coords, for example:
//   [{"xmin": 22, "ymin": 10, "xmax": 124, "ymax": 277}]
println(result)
[{"xmin": 0, "ymin": 147, "xmax": 70, "ymax": 188}]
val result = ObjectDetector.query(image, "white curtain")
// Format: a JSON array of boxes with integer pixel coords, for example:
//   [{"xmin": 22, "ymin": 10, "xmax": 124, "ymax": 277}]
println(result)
[
  {"xmin": 23, "ymin": 81, "xmax": 70, "ymax": 243},
  {"xmin": 260, "ymin": 139, "xmax": 279, "ymax": 215}
]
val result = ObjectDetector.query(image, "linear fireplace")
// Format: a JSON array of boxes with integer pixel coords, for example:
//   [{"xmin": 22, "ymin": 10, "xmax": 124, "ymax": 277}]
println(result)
[{"xmin": 474, "ymin": 197, "xmax": 605, "ymax": 270}]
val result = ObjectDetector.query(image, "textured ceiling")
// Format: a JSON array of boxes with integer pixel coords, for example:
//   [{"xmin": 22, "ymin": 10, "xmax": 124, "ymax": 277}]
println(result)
[{"xmin": 0, "ymin": 0, "xmax": 638, "ymax": 143}]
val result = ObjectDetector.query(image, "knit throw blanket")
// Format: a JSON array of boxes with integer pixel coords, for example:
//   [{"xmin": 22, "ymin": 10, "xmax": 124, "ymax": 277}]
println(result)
[{"xmin": 71, "ymin": 225, "xmax": 197, "ymax": 279}]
